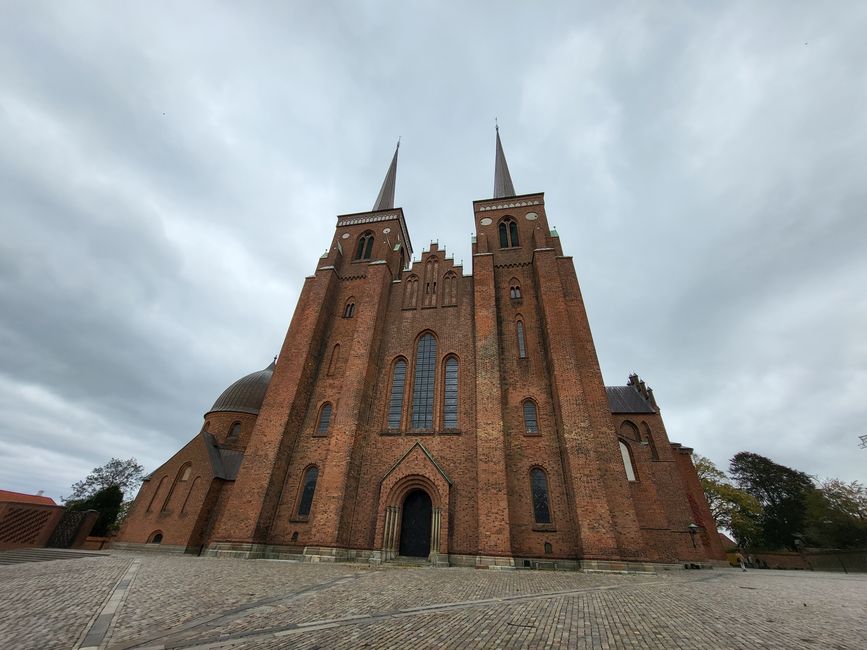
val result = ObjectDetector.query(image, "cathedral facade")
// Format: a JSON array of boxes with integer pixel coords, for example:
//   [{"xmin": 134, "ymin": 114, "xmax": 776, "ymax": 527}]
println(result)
[{"xmin": 117, "ymin": 132, "xmax": 724, "ymax": 569}]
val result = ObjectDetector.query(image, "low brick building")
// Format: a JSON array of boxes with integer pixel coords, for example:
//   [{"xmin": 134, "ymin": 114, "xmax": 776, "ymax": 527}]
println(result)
[{"xmin": 117, "ymin": 131, "xmax": 724, "ymax": 568}]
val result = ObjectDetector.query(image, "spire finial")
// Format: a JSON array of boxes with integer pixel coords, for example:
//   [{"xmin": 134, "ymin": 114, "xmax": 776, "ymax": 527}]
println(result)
[
  {"xmin": 373, "ymin": 141, "xmax": 400, "ymax": 211},
  {"xmin": 493, "ymin": 123, "xmax": 516, "ymax": 198}
]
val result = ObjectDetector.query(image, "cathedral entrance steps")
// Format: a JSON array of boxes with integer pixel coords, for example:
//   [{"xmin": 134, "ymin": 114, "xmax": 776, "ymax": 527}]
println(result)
[{"xmin": 0, "ymin": 547, "xmax": 109, "ymax": 565}]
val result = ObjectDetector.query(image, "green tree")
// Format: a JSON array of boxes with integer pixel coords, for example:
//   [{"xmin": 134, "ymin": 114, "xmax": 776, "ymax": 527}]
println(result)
[
  {"xmin": 804, "ymin": 479, "xmax": 867, "ymax": 548},
  {"xmin": 729, "ymin": 452, "xmax": 815, "ymax": 550},
  {"xmin": 65, "ymin": 457, "xmax": 145, "ymax": 502},
  {"xmin": 66, "ymin": 485, "xmax": 124, "ymax": 537},
  {"xmin": 64, "ymin": 458, "xmax": 145, "ymax": 536},
  {"xmin": 693, "ymin": 454, "xmax": 763, "ymax": 547}
]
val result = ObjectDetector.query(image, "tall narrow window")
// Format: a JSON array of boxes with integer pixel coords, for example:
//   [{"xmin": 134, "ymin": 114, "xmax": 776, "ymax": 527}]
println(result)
[
  {"xmin": 523, "ymin": 399, "xmax": 539, "ymax": 434},
  {"xmin": 316, "ymin": 403, "xmax": 333, "ymax": 434},
  {"xmin": 510, "ymin": 283, "xmax": 522, "ymax": 299},
  {"xmin": 643, "ymin": 422, "xmax": 659, "ymax": 461},
  {"xmin": 516, "ymin": 319, "xmax": 527, "ymax": 358},
  {"xmin": 343, "ymin": 300, "xmax": 355, "ymax": 318},
  {"xmin": 620, "ymin": 441, "xmax": 637, "ymax": 482},
  {"xmin": 227, "ymin": 422, "xmax": 241, "ymax": 441},
  {"xmin": 530, "ymin": 468, "xmax": 552, "ymax": 524},
  {"xmin": 411, "ymin": 333, "xmax": 437, "ymax": 428},
  {"xmin": 354, "ymin": 231, "xmax": 374, "ymax": 260},
  {"xmin": 499, "ymin": 218, "xmax": 519, "ymax": 248},
  {"xmin": 387, "ymin": 359, "xmax": 407, "ymax": 429},
  {"xmin": 442, "ymin": 357, "xmax": 459, "ymax": 429},
  {"xmin": 297, "ymin": 467, "xmax": 319, "ymax": 517},
  {"xmin": 328, "ymin": 344, "xmax": 340, "ymax": 376},
  {"xmin": 423, "ymin": 257, "xmax": 439, "ymax": 307},
  {"xmin": 443, "ymin": 271, "xmax": 458, "ymax": 306},
  {"xmin": 146, "ymin": 477, "xmax": 167, "ymax": 512},
  {"xmin": 404, "ymin": 275, "xmax": 419, "ymax": 308}
]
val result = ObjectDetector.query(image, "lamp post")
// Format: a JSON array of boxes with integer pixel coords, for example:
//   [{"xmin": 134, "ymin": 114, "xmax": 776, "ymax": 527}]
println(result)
[{"xmin": 688, "ymin": 523, "xmax": 699, "ymax": 548}]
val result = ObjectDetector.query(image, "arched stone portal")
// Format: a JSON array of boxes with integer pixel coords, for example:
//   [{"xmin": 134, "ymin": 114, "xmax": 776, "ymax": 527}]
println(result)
[{"xmin": 398, "ymin": 489, "xmax": 432, "ymax": 557}]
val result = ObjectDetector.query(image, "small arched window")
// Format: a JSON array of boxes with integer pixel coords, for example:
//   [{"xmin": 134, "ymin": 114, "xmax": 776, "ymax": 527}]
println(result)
[
  {"xmin": 148, "ymin": 531, "xmax": 163, "ymax": 544},
  {"xmin": 297, "ymin": 466, "xmax": 319, "ymax": 517},
  {"xmin": 530, "ymin": 468, "xmax": 552, "ymax": 524},
  {"xmin": 523, "ymin": 399, "xmax": 539, "ymax": 434},
  {"xmin": 544, "ymin": 542, "xmax": 553, "ymax": 554},
  {"xmin": 442, "ymin": 356, "xmax": 459, "ymax": 429},
  {"xmin": 180, "ymin": 464, "xmax": 191, "ymax": 482},
  {"xmin": 354, "ymin": 231, "xmax": 374, "ymax": 260},
  {"xmin": 227, "ymin": 422, "xmax": 242, "ymax": 441},
  {"xmin": 316, "ymin": 403, "xmax": 333, "ymax": 434},
  {"xmin": 343, "ymin": 300, "xmax": 355, "ymax": 318},
  {"xmin": 499, "ymin": 217, "xmax": 519, "ymax": 248},
  {"xmin": 620, "ymin": 441, "xmax": 637, "ymax": 482},
  {"xmin": 411, "ymin": 333, "xmax": 437, "ymax": 429},
  {"xmin": 387, "ymin": 359, "xmax": 407, "ymax": 429},
  {"xmin": 516, "ymin": 319, "xmax": 527, "ymax": 359},
  {"xmin": 510, "ymin": 282, "xmax": 522, "ymax": 299}
]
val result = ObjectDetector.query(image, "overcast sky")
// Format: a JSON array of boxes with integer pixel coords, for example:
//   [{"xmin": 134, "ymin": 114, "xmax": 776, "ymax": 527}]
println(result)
[{"xmin": 1, "ymin": 1, "xmax": 865, "ymax": 501}]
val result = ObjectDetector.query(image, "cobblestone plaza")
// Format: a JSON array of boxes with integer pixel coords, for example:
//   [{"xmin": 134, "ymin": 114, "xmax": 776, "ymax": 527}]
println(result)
[{"xmin": 1, "ymin": 551, "xmax": 865, "ymax": 649}]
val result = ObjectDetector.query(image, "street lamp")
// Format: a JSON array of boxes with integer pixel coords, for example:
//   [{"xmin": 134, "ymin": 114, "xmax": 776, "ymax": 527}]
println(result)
[{"xmin": 688, "ymin": 523, "xmax": 699, "ymax": 548}]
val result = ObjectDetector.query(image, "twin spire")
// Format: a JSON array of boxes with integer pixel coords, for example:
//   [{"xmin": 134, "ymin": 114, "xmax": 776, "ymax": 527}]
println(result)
[{"xmin": 371, "ymin": 127, "xmax": 517, "ymax": 211}]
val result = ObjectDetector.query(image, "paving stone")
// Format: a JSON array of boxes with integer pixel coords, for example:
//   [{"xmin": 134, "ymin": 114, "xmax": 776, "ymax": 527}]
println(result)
[{"xmin": 0, "ymin": 551, "xmax": 865, "ymax": 650}]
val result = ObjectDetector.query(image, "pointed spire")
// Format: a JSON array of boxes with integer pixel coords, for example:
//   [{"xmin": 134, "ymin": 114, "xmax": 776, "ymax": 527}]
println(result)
[
  {"xmin": 493, "ymin": 124, "xmax": 516, "ymax": 198},
  {"xmin": 373, "ymin": 139, "xmax": 399, "ymax": 211}
]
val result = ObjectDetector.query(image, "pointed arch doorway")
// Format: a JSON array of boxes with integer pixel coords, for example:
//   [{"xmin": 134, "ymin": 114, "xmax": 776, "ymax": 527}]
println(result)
[{"xmin": 398, "ymin": 489, "xmax": 432, "ymax": 557}]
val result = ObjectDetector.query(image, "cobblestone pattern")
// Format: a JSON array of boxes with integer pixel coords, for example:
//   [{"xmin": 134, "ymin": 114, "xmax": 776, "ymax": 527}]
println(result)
[
  {"xmin": 0, "ymin": 556, "xmax": 129, "ymax": 650},
  {"xmin": 2, "ymin": 551, "xmax": 866, "ymax": 650}
]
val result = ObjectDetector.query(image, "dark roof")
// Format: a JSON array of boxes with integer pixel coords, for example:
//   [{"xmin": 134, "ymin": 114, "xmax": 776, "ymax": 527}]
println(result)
[
  {"xmin": 372, "ymin": 141, "xmax": 399, "ymax": 211},
  {"xmin": 208, "ymin": 361, "xmax": 275, "ymax": 416},
  {"xmin": 493, "ymin": 126, "xmax": 516, "ymax": 198},
  {"xmin": 202, "ymin": 432, "xmax": 244, "ymax": 480},
  {"xmin": 606, "ymin": 385, "xmax": 656, "ymax": 414}
]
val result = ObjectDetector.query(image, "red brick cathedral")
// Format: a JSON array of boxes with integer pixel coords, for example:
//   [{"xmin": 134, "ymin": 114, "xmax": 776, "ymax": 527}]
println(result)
[{"xmin": 118, "ymin": 131, "xmax": 724, "ymax": 569}]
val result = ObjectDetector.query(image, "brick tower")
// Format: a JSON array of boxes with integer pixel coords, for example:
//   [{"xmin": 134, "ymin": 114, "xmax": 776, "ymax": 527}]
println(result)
[{"xmin": 117, "ymin": 131, "xmax": 724, "ymax": 569}]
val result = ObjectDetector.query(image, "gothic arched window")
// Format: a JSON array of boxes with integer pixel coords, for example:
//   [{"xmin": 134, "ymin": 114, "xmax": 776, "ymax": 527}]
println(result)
[
  {"xmin": 523, "ymin": 399, "xmax": 539, "ymax": 434},
  {"xmin": 643, "ymin": 422, "xmax": 659, "ymax": 461},
  {"xmin": 499, "ymin": 217, "xmax": 519, "ymax": 248},
  {"xmin": 297, "ymin": 466, "xmax": 319, "ymax": 517},
  {"xmin": 404, "ymin": 275, "xmax": 419, "ymax": 309},
  {"xmin": 411, "ymin": 333, "xmax": 437, "ymax": 429},
  {"xmin": 516, "ymin": 319, "xmax": 527, "ymax": 359},
  {"xmin": 354, "ymin": 231, "xmax": 374, "ymax": 260},
  {"xmin": 328, "ymin": 344, "xmax": 340, "ymax": 376},
  {"xmin": 619, "ymin": 421, "xmax": 640, "ymax": 442},
  {"xmin": 423, "ymin": 256, "xmax": 439, "ymax": 307},
  {"xmin": 387, "ymin": 358, "xmax": 407, "ymax": 429},
  {"xmin": 509, "ymin": 280, "xmax": 522, "ymax": 300},
  {"xmin": 343, "ymin": 299, "xmax": 355, "ymax": 318},
  {"xmin": 530, "ymin": 468, "xmax": 552, "ymax": 524},
  {"xmin": 443, "ymin": 271, "xmax": 458, "ymax": 306},
  {"xmin": 316, "ymin": 403, "xmax": 333, "ymax": 434},
  {"xmin": 442, "ymin": 356, "xmax": 459, "ymax": 429},
  {"xmin": 620, "ymin": 441, "xmax": 637, "ymax": 482}
]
